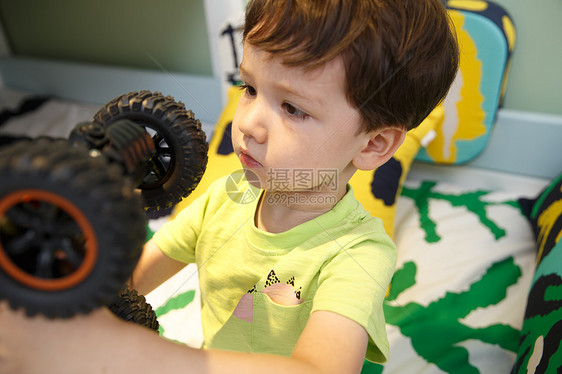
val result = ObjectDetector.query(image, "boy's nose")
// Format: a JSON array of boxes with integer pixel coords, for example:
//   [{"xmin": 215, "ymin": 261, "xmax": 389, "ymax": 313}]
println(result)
[{"xmin": 238, "ymin": 100, "xmax": 268, "ymax": 144}]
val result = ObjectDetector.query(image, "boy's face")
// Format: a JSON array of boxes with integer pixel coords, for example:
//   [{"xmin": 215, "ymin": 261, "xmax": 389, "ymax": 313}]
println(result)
[{"xmin": 232, "ymin": 43, "xmax": 371, "ymax": 194}]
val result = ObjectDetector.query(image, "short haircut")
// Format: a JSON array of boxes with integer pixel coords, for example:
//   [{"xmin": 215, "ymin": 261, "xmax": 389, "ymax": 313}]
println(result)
[{"xmin": 243, "ymin": 0, "xmax": 459, "ymax": 132}]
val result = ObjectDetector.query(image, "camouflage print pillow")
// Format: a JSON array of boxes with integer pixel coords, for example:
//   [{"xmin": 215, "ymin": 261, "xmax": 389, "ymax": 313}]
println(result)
[{"xmin": 513, "ymin": 173, "xmax": 562, "ymax": 373}]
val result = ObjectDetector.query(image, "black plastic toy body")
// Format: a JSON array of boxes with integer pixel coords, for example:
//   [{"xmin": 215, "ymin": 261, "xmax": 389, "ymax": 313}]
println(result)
[{"xmin": 0, "ymin": 91, "xmax": 208, "ymax": 319}]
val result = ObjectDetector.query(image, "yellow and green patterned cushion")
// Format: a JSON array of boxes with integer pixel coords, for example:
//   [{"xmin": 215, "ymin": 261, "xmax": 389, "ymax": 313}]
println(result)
[{"xmin": 416, "ymin": 1, "xmax": 516, "ymax": 164}]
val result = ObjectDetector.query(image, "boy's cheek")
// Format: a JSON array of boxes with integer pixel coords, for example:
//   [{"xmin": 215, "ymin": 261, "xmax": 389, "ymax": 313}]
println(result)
[{"xmin": 230, "ymin": 121, "xmax": 242, "ymax": 151}]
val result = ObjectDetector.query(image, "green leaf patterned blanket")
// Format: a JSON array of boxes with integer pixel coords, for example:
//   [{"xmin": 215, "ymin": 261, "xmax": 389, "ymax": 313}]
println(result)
[{"xmin": 362, "ymin": 179, "xmax": 538, "ymax": 373}]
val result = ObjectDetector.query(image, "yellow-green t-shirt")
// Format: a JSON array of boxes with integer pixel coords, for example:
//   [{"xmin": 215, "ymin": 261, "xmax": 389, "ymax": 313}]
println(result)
[{"xmin": 154, "ymin": 173, "xmax": 396, "ymax": 363}]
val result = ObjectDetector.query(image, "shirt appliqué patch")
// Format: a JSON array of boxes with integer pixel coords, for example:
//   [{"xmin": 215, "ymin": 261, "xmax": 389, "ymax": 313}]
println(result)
[{"xmin": 233, "ymin": 270, "xmax": 303, "ymax": 322}]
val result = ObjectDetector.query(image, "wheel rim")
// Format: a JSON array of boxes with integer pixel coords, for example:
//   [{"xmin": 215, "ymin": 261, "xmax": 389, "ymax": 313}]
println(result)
[
  {"xmin": 139, "ymin": 125, "xmax": 175, "ymax": 189},
  {"xmin": 0, "ymin": 190, "xmax": 98, "ymax": 291}
]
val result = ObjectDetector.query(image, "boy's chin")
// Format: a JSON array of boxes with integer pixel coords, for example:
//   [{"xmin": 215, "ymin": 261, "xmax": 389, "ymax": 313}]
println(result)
[{"xmin": 242, "ymin": 168, "xmax": 264, "ymax": 189}]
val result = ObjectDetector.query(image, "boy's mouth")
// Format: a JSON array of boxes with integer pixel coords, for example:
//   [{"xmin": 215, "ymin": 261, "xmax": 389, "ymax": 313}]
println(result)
[{"xmin": 239, "ymin": 150, "xmax": 262, "ymax": 168}]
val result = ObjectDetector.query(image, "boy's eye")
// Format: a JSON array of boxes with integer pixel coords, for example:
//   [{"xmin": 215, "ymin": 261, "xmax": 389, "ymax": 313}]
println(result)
[
  {"xmin": 240, "ymin": 84, "xmax": 257, "ymax": 97},
  {"xmin": 282, "ymin": 102, "xmax": 309, "ymax": 120}
]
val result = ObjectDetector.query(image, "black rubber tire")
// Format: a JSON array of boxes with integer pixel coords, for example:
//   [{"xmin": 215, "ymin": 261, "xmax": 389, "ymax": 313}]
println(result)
[
  {"xmin": 93, "ymin": 91, "xmax": 208, "ymax": 213},
  {"xmin": 0, "ymin": 138, "xmax": 147, "ymax": 318},
  {"xmin": 109, "ymin": 287, "xmax": 159, "ymax": 332}
]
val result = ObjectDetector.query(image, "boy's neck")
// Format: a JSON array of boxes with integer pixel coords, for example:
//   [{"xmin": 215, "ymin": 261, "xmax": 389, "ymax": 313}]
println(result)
[{"xmin": 255, "ymin": 188, "xmax": 347, "ymax": 234}]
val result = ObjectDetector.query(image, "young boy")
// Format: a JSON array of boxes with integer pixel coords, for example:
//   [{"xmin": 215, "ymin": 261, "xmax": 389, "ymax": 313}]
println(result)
[{"xmin": 0, "ymin": 0, "xmax": 458, "ymax": 373}]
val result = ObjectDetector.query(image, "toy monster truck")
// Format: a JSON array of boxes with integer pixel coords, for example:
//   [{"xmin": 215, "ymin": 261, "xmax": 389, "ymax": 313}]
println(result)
[{"xmin": 0, "ymin": 91, "xmax": 208, "ymax": 320}]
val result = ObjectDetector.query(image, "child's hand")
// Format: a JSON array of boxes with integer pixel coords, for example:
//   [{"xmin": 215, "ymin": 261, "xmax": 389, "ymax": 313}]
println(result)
[
  {"xmin": 0, "ymin": 301, "xmax": 120, "ymax": 373},
  {"xmin": 0, "ymin": 300, "xmax": 25, "ymax": 373},
  {"xmin": 0, "ymin": 300, "xmax": 60, "ymax": 372}
]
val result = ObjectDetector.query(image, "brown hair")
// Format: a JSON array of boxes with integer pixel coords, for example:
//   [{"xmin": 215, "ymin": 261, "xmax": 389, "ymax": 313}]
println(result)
[{"xmin": 243, "ymin": 0, "xmax": 459, "ymax": 132}]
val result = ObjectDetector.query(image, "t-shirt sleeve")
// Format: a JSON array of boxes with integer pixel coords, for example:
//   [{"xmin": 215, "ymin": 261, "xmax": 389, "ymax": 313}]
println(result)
[
  {"xmin": 153, "ymin": 179, "xmax": 220, "ymax": 264},
  {"xmin": 311, "ymin": 233, "xmax": 397, "ymax": 363}
]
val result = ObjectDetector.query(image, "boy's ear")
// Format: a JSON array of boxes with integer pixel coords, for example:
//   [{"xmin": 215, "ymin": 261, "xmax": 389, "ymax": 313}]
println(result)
[{"xmin": 353, "ymin": 127, "xmax": 407, "ymax": 171}]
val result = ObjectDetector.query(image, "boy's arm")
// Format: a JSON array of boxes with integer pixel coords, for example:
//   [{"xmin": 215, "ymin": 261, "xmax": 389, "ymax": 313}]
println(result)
[
  {"xmin": 0, "ymin": 303, "xmax": 368, "ymax": 374},
  {"xmin": 130, "ymin": 238, "xmax": 187, "ymax": 295},
  {"xmin": 158, "ymin": 310, "xmax": 368, "ymax": 374},
  {"xmin": 291, "ymin": 309, "xmax": 369, "ymax": 373}
]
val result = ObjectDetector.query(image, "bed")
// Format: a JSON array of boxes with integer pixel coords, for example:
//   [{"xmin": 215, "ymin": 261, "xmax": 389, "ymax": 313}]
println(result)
[{"xmin": 1, "ymin": 1, "xmax": 561, "ymax": 373}]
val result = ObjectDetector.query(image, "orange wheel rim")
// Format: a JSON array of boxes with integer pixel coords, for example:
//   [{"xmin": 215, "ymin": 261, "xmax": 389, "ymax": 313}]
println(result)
[{"xmin": 0, "ymin": 189, "xmax": 98, "ymax": 291}]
